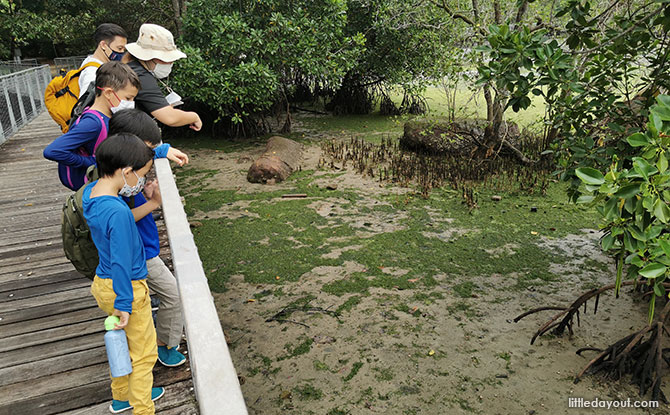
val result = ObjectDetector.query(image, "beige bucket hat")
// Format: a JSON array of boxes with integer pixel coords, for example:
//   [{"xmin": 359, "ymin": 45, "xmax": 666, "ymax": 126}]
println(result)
[{"xmin": 126, "ymin": 23, "xmax": 186, "ymax": 62}]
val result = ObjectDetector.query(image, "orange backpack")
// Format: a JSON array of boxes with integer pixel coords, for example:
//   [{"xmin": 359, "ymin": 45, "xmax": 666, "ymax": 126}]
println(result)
[{"xmin": 44, "ymin": 61, "xmax": 101, "ymax": 133}]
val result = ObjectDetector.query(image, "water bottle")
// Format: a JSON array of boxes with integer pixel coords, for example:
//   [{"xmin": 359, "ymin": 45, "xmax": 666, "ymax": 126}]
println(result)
[{"xmin": 104, "ymin": 315, "xmax": 133, "ymax": 377}]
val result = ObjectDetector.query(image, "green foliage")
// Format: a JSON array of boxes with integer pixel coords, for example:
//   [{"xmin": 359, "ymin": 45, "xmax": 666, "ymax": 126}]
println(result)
[
  {"xmin": 173, "ymin": 0, "xmax": 365, "ymax": 124},
  {"xmin": 341, "ymin": 0, "xmax": 458, "ymax": 93},
  {"xmin": 476, "ymin": 24, "xmax": 576, "ymax": 113},
  {"xmin": 0, "ymin": 0, "xmax": 174, "ymax": 59},
  {"xmin": 574, "ymin": 96, "xmax": 670, "ymax": 321}
]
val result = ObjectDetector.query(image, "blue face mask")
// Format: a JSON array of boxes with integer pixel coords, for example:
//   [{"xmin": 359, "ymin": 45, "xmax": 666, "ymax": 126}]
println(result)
[{"xmin": 105, "ymin": 44, "xmax": 126, "ymax": 61}]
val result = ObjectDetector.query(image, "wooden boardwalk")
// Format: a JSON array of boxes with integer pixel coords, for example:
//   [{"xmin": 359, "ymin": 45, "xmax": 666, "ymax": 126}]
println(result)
[{"xmin": 0, "ymin": 113, "xmax": 199, "ymax": 414}]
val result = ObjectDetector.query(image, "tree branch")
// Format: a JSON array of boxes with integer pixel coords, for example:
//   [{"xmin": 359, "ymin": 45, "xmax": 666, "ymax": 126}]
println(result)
[
  {"xmin": 578, "ymin": 5, "xmax": 665, "ymax": 54},
  {"xmin": 428, "ymin": 0, "xmax": 486, "ymax": 36},
  {"xmin": 515, "ymin": 0, "xmax": 529, "ymax": 24}
]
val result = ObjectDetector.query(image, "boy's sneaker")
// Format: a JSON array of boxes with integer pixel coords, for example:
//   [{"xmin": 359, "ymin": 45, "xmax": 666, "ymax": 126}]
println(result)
[
  {"xmin": 109, "ymin": 400, "xmax": 131, "ymax": 414},
  {"xmin": 157, "ymin": 345, "xmax": 186, "ymax": 367},
  {"xmin": 108, "ymin": 387, "xmax": 166, "ymax": 413},
  {"xmin": 151, "ymin": 387, "xmax": 166, "ymax": 401}
]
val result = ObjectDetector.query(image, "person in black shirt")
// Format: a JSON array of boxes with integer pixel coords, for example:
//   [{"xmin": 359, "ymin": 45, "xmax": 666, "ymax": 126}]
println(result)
[{"xmin": 124, "ymin": 24, "xmax": 202, "ymax": 131}]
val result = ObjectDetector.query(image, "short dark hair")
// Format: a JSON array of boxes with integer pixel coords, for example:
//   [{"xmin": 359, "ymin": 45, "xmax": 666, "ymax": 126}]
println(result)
[
  {"xmin": 109, "ymin": 109, "xmax": 162, "ymax": 145},
  {"xmin": 94, "ymin": 23, "xmax": 128, "ymax": 45},
  {"xmin": 95, "ymin": 61, "xmax": 141, "ymax": 96},
  {"xmin": 95, "ymin": 133, "xmax": 155, "ymax": 177}
]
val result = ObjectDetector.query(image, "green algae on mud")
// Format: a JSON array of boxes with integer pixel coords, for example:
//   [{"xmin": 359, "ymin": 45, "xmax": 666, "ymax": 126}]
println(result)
[{"xmin": 179, "ymin": 160, "xmax": 600, "ymax": 296}]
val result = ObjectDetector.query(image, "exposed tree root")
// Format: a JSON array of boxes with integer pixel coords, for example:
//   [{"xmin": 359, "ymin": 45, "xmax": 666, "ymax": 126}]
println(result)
[
  {"xmin": 514, "ymin": 280, "xmax": 642, "ymax": 345},
  {"xmin": 573, "ymin": 301, "xmax": 670, "ymax": 403},
  {"xmin": 515, "ymin": 280, "xmax": 670, "ymax": 402}
]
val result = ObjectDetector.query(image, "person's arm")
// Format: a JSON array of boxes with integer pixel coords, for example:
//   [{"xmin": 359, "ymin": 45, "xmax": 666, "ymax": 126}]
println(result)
[
  {"xmin": 130, "ymin": 181, "xmax": 161, "ymax": 222},
  {"xmin": 43, "ymin": 117, "xmax": 99, "ymax": 168},
  {"xmin": 151, "ymin": 106, "xmax": 202, "ymax": 131},
  {"xmin": 153, "ymin": 143, "xmax": 189, "ymax": 166},
  {"xmin": 108, "ymin": 209, "xmax": 136, "ymax": 314}
]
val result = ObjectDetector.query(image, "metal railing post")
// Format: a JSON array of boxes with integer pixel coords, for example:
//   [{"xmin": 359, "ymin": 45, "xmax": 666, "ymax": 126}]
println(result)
[
  {"xmin": 12, "ymin": 74, "xmax": 27, "ymax": 126},
  {"xmin": 2, "ymin": 77, "xmax": 17, "ymax": 133},
  {"xmin": 24, "ymin": 71, "xmax": 37, "ymax": 115}
]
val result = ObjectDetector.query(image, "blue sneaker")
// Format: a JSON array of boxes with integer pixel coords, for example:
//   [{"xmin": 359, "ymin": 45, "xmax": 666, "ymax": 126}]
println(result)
[
  {"xmin": 151, "ymin": 387, "xmax": 166, "ymax": 401},
  {"xmin": 109, "ymin": 400, "xmax": 131, "ymax": 414},
  {"xmin": 157, "ymin": 345, "xmax": 186, "ymax": 367},
  {"xmin": 108, "ymin": 387, "xmax": 165, "ymax": 413}
]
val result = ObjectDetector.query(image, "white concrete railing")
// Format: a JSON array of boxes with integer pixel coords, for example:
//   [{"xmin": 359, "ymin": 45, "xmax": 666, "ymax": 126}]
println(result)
[{"xmin": 154, "ymin": 158, "xmax": 248, "ymax": 415}]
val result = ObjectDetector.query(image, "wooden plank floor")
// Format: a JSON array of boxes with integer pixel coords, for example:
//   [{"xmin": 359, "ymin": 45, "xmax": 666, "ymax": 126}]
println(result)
[{"xmin": 0, "ymin": 113, "xmax": 199, "ymax": 414}]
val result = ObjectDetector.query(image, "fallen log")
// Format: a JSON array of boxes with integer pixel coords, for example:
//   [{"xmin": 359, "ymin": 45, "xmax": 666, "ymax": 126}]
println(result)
[{"xmin": 247, "ymin": 136, "xmax": 303, "ymax": 184}]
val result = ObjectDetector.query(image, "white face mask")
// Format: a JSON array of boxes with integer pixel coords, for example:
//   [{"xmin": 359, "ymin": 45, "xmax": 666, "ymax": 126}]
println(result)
[
  {"xmin": 152, "ymin": 62, "xmax": 173, "ymax": 79},
  {"xmin": 119, "ymin": 170, "xmax": 146, "ymax": 197},
  {"xmin": 111, "ymin": 99, "xmax": 135, "ymax": 114}
]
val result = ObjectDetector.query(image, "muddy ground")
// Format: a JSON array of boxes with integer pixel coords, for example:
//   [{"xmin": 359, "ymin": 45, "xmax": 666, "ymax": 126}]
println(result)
[{"xmin": 172, "ymin": 139, "xmax": 668, "ymax": 415}]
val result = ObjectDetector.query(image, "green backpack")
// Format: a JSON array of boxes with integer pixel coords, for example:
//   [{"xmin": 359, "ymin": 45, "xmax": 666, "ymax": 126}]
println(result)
[
  {"xmin": 61, "ymin": 167, "xmax": 134, "ymax": 280},
  {"xmin": 61, "ymin": 185, "xmax": 99, "ymax": 280}
]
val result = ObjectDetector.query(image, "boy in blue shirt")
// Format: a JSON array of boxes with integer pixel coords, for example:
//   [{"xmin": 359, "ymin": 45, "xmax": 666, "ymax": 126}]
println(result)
[
  {"xmin": 44, "ymin": 61, "xmax": 140, "ymax": 190},
  {"xmin": 83, "ymin": 133, "xmax": 163, "ymax": 414},
  {"xmin": 109, "ymin": 108, "xmax": 188, "ymax": 367}
]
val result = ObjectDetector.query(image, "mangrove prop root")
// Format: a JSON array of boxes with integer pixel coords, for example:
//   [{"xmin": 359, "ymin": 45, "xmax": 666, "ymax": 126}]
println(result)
[
  {"xmin": 516, "ymin": 280, "xmax": 670, "ymax": 402},
  {"xmin": 573, "ymin": 301, "xmax": 670, "ymax": 403},
  {"xmin": 515, "ymin": 280, "xmax": 670, "ymax": 345},
  {"xmin": 514, "ymin": 281, "xmax": 641, "ymax": 345}
]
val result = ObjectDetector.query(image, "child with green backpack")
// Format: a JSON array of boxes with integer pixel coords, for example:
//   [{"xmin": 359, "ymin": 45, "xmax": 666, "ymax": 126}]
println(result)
[
  {"xmin": 60, "ymin": 108, "xmax": 189, "ymax": 375},
  {"xmin": 108, "ymin": 108, "xmax": 188, "ymax": 369},
  {"xmin": 82, "ymin": 133, "xmax": 162, "ymax": 414}
]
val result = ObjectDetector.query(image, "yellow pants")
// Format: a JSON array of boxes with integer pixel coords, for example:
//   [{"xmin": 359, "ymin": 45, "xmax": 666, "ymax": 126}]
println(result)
[{"xmin": 91, "ymin": 276, "xmax": 158, "ymax": 415}]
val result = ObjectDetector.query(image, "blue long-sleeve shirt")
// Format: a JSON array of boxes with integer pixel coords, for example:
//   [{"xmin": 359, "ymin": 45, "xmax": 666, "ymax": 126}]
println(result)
[
  {"xmin": 123, "ymin": 142, "xmax": 169, "ymax": 260},
  {"xmin": 43, "ymin": 111, "xmax": 109, "ymax": 190},
  {"xmin": 123, "ymin": 192, "xmax": 161, "ymax": 260},
  {"xmin": 82, "ymin": 182, "xmax": 148, "ymax": 313}
]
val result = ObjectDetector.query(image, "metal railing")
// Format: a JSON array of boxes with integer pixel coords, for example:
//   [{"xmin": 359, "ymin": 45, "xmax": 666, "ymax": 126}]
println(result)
[
  {"xmin": 53, "ymin": 56, "xmax": 88, "ymax": 71},
  {"xmin": 155, "ymin": 158, "xmax": 248, "ymax": 415},
  {"xmin": 0, "ymin": 60, "xmax": 40, "ymax": 76},
  {"xmin": 0, "ymin": 65, "xmax": 52, "ymax": 146}
]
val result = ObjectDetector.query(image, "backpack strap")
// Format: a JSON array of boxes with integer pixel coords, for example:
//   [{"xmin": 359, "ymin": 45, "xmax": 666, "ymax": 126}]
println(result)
[
  {"xmin": 76, "ymin": 109, "xmax": 108, "ymax": 153},
  {"xmin": 75, "ymin": 61, "xmax": 102, "ymax": 78}
]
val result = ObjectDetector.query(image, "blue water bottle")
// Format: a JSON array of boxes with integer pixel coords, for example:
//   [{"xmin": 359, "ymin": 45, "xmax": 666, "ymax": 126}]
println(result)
[{"xmin": 104, "ymin": 315, "xmax": 133, "ymax": 377}]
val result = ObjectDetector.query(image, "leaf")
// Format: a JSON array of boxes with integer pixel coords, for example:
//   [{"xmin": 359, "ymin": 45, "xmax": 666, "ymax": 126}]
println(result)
[
  {"xmin": 659, "ymin": 240, "xmax": 670, "ymax": 258},
  {"xmin": 654, "ymin": 282, "xmax": 665, "ymax": 298},
  {"xmin": 633, "ymin": 157, "xmax": 658, "ymax": 181},
  {"xmin": 648, "ymin": 225, "xmax": 664, "ymax": 240},
  {"xmin": 601, "ymin": 234, "xmax": 614, "ymax": 251},
  {"xmin": 659, "ymin": 153, "xmax": 668, "ymax": 173},
  {"xmin": 639, "ymin": 262, "xmax": 667, "ymax": 279},
  {"xmin": 627, "ymin": 132, "xmax": 650, "ymax": 147},
  {"xmin": 654, "ymin": 199, "xmax": 670, "ymax": 223},
  {"xmin": 602, "ymin": 197, "xmax": 619, "ymax": 220},
  {"xmin": 576, "ymin": 195, "xmax": 594, "ymax": 204},
  {"xmin": 629, "ymin": 225, "xmax": 647, "ymax": 241},
  {"xmin": 575, "ymin": 167, "xmax": 605, "ymax": 185},
  {"xmin": 651, "ymin": 105, "xmax": 670, "ymax": 121},
  {"xmin": 614, "ymin": 184, "xmax": 640, "ymax": 199}
]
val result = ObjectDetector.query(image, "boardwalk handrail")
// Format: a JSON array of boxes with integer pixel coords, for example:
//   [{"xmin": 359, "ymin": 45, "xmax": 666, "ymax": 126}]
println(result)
[
  {"xmin": 53, "ymin": 55, "xmax": 88, "ymax": 71},
  {"xmin": 154, "ymin": 158, "xmax": 248, "ymax": 415},
  {"xmin": 0, "ymin": 64, "xmax": 51, "ymax": 146}
]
